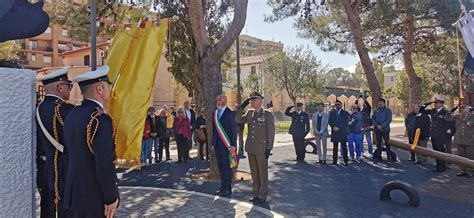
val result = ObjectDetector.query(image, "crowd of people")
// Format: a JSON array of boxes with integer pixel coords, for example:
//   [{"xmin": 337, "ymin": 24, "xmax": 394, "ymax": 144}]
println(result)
[
  {"xmin": 286, "ymin": 97, "xmax": 393, "ymax": 166},
  {"xmin": 285, "ymin": 95, "xmax": 474, "ymax": 178}
]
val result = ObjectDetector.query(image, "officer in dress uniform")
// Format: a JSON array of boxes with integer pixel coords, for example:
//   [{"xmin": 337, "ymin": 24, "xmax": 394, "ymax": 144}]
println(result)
[
  {"xmin": 36, "ymin": 67, "xmax": 74, "ymax": 217},
  {"xmin": 236, "ymin": 92, "xmax": 275, "ymax": 204},
  {"xmin": 63, "ymin": 65, "xmax": 119, "ymax": 218},
  {"xmin": 420, "ymin": 97, "xmax": 449, "ymax": 173},
  {"xmin": 285, "ymin": 103, "xmax": 310, "ymax": 161}
]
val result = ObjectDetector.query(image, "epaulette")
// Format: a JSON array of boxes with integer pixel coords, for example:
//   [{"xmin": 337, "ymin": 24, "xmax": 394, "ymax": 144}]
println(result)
[{"xmin": 86, "ymin": 107, "xmax": 117, "ymax": 155}]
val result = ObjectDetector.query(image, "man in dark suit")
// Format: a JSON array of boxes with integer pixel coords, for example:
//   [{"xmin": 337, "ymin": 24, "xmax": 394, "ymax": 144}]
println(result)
[
  {"xmin": 212, "ymin": 94, "xmax": 237, "ymax": 197},
  {"xmin": 410, "ymin": 104, "xmax": 431, "ymax": 165},
  {"xmin": 421, "ymin": 97, "xmax": 449, "ymax": 172},
  {"xmin": 147, "ymin": 106, "xmax": 160, "ymax": 164},
  {"xmin": 63, "ymin": 65, "xmax": 119, "ymax": 217},
  {"xmin": 328, "ymin": 100, "xmax": 350, "ymax": 166},
  {"xmin": 285, "ymin": 102, "xmax": 310, "ymax": 161},
  {"xmin": 36, "ymin": 67, "xmax": 74, "ymax": 217}
]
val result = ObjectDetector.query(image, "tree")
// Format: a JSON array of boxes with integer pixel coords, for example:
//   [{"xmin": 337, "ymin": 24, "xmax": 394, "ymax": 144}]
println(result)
[
  {"xmin": 266, "ymin": 0, "xmax": 383, "ymax": 105},
  {"xmin": 325, "ymin": 67, "xmax": 366, "ymax": 89},
  {"xmin": 244, "ymin": 71, "xmax": 260, "ymax": 92},
  {"xmin": 187, "ymin": 0, "xmax": 248, "ymax": 178},
  {"xmin": 363, "ymin": 0, "xmax": 464, "ymax": 108},
  {"xmin": 0, "ymin": 41, "xmax": 22, "ymax": 68},
  {"xmin": 260, "ymin": 45, "xmax": 327, "ymax": 106}
]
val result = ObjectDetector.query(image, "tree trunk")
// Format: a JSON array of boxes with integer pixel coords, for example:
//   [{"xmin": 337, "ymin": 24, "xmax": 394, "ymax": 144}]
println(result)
[
  {"xmin": 340, "ymin": 0, "xmax": 382, "ymax": 106},
  {"xmin": 403, "ymin": 15, "xmax": 422, "ymax": 109},
  {"xmin": 188, "ymin": 0, "xmax": 248, "ymax": 179}
]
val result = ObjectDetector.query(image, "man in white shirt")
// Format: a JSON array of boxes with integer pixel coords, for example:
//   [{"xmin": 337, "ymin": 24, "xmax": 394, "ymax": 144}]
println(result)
[{"xmin": 312, "ymin": 103, "xmax": 329, "ymax": 164}]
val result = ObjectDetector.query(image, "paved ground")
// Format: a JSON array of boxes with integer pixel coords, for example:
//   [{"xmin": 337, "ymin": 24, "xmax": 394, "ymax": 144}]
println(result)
[{"xmin": 37, "ymin": 124, "xmax": 474, "ymax": 217}]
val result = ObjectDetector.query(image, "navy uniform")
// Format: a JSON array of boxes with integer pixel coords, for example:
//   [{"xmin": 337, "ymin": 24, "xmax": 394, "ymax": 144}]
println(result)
[
  {"xmin": 285, "ymin": 103, "xmax": 310, "ymax": 161},
  {"xmin": 63, "ymin": 66, "xmax": 119, "ymax": 216},
  {"xmin": 36, "ymin": 67, "xmax": 74, "ymax": 217},
  {"xmin": 420, "ymin": 98, "xmax": 449, "ymax": 172},
  {"xmin": 236, "ymin": 92, "xmax": 275, "ymax": 203}
]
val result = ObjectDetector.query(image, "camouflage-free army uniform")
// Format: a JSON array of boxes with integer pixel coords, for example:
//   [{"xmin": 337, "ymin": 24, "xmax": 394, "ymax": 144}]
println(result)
[
  {"xmin": 236, "ymin": 107, "xmax": 275, "ymax": 200},
  {"xmin": 444, "ymin": 110, "xmax": 474, "ymax": 173}
]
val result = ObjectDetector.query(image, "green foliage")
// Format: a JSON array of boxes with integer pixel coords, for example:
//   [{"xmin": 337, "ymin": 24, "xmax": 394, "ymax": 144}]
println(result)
[
  {"xmin": 45, "ymin": 1, "xmax": 146, "ymax": 41},
  {"xmin": 260, "ymin": 45, "xmax": 327, "ymax": 104},
  {"xmin": 325, "ymin": 67, "xmax": 366, "ymax": 89},
  {"xmin": 386, "ymin": 69, "xmax": 432, "ymax": 107},
  {"xmin": 0, "ymin": 41, "xmax": 20, "ymax": 60},
  {"xmin": 159, "ymin": 0, "xmax": 234, "ymax": 93},
  {"xmin": 244, "ymin": 70, "xmax": 260, "ymax": 92}
]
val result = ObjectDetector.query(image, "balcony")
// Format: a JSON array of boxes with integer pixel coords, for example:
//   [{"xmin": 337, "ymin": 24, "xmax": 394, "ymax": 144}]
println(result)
[{"xmin": 20, "ymin": 44, "xmax": 53, "ymax": 52}]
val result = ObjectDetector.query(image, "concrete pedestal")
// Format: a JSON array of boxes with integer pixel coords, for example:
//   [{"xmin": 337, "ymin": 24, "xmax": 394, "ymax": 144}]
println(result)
[{"xmin": 0, "ymin": 68, "xmax": 36, "ymax": 217}]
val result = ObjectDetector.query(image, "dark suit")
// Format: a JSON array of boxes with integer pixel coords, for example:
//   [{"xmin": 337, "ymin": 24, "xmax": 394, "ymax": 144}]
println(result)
[
  {"xmin": 63, "ymin": 99, "xmax": 119, "ymax": 215},
  {"xmin": 285, "ymin": 107, "xmax": 310, "ymax": 161},
  {"xmin": 212, "ymin": 107, "xmax": 237, "ymax": 191},
  {"xmin": 36, "ymin": 95, "xmax": 74, "ymax": 217},
  {"xmin": 420, "ymin": 106, "xmax": 449, "ymax": 171},
  {"xmin": 328, "ymin": 108, "xmax": 349, "ymax": 164}
]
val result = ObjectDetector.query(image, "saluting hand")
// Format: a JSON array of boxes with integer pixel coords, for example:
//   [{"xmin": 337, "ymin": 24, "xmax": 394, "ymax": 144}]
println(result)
[{"xmin": 104, "ymin": 199, "xmax": 118, "ymax": 218}]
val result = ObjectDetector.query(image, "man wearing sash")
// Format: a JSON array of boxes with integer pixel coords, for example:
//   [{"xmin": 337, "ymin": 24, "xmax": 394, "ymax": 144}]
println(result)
[
  {"xmin": 236, "ymin": 92, "xmax": 275, "ymax": 204},
  {"xmin": 212, "ymin": 95, "xmax": 237, "ymax": 197},
  {"xmin": 36, "ymin": 67, "xmax": 74, "ymax": 217},
  {"xmin": 63, "ymin": 65, "xmax": 119, "ymax": 218}
]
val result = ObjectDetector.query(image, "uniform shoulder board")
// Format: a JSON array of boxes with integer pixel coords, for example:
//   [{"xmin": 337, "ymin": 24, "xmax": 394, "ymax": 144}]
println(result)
[
  {"xmin": 247, "ymin": 108, "xmax": 255, "ymax": 113},
  {"xmin": 263, "ymin": 109, "xmax": 272, "ymax": 114}
]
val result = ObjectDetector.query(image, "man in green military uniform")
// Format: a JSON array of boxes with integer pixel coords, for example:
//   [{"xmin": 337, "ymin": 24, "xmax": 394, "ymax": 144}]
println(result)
[
  {"xmin": 444, "ymin": 103, "xmax": 474, "ymax": 178},
  {"xmin": 236, "ymin": 92, "xmax": 275, "ymax": 204}
]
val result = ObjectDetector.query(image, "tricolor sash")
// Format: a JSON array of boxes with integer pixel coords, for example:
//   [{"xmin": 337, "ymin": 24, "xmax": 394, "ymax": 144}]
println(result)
[{"xmin": 214, "ymin": 110, "xmax": 238, "ymax": 168}]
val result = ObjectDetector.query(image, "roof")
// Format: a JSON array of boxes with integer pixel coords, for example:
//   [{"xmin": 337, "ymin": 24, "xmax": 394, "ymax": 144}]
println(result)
[
  {"xmin": 240, "ymin": 55, "xmax": 264, "ymax": 66},
  {"xmin": 61, "ymin": 42, "xmax": 110, "ymax": 57}
]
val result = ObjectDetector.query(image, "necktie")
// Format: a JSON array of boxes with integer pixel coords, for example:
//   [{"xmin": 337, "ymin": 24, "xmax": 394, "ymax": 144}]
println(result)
[{"xmin": 217, "ymin": 109, "xmax": 222, "ymax": 119}]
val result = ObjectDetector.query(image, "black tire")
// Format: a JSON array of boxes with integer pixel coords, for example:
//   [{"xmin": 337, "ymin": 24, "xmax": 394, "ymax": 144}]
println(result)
[
  {"xmin": 380, "ymin": 181, "xmax": 420, "ymax": 207},
  {"xmin": 305, "ymin": 141, "xmax": 317, "ymax": 154}
]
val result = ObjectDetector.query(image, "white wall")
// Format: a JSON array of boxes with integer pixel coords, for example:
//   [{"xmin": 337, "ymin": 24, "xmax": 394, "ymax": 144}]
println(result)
[{"xmin": 0, "ymin": 68, "xmax": 36, "ymax": 217}]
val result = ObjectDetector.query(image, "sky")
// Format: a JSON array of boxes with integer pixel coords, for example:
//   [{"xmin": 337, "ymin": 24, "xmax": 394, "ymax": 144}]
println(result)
[{"xmin": 243, "ymin": 0, "xmax": 359, "ymax": 71}]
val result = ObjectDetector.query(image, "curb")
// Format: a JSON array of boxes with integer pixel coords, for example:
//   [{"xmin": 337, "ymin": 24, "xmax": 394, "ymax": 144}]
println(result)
[{"xmin": 119, "ymin": 186, "xmax": 283, "ymax": 217}]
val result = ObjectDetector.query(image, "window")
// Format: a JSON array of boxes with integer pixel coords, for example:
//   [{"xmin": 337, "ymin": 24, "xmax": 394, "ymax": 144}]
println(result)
[
  {"xmin": 58, "ymin": 43, "xmax": 68, "ymax": 52},
  {"xmin": 29, "ymin": 41, "xmax": 38, "ymax": 50},
  {"xmin": 62, "ymin": 29, "xmax": 68, "ymax": 37},
  {"xmin": 43, "ymin": 56, "xmax": 52, "ymax": 64},
  {"xmin": 84, "ymin": 55, "xmax": 90, "ymax": 66},
  {"xmin": 31, "ymin": 54, "xmax": 36, "ymax": 62},
  {"xmin": 44, "ymin": 27, "xmax": 51, "ymax": 34},
  {"xmin": 251, "ymin": 66, "xmax": 257, "ymax": 74},
  {"xmin": 390, "ymin": 76, "xmax": 395, "ymax": 82}
]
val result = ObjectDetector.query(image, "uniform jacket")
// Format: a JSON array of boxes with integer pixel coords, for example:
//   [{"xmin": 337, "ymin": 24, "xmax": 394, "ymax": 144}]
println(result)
[
  {"xmin": 312, "ymin": 111, "xmax": 329, "ymax": 136},
  {"xmin": 410, "ymin": 113, "xmax": 431, "ymax": 141},
  {"xmin": 420, "ymin": 106, "xmax": 449, "ymax": 137},
  {"xmin": 372, "ymin": 107, "xmax": 392, "ymax": 133},
  {"xmin": 36, "ymin": 95, "xmax": 74, "ymax": 197},
  {"xmin": 444, "ymin": 112, "xmax": 474, "ymax": 146},
  {"xmin": 236, "ymin": 107, "xmax": 275, "ymax": 154},
  {"xmin": 212, "ymin": 107, "xmax": 237, "ymax": 151},
  {"xmin": 285, "ymin": 107, "xmax": 310, "ymax": 137},
  {"xmin": 63, "ymin": 99, "xmax": 119, "ymax": 214},
  {"xmin": 328, "ymin": 108, "xmax": 349, "ymax": 142}
]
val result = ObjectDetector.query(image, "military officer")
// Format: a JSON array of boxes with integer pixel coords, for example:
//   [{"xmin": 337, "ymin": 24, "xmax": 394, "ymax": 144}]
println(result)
[
  {"xmin": 36, "ymin": 67, "xmax": 74, "ymax": 217},
  {"xmin": 63, "ymin": 65, "xmax": 119, "ymax": 217},
  {"xmin": 444, "ymin": 103, "xmax": 474, "ymax": 178},
  {"xmin": 285, "ymin": 102, "xmax": 310, "ymax": 161},
  {"xmin": 236, "ymin": 92, "xmax": 275, "ymax": 204},
  {"xmin": 421, "ymin": 97, "xmax": 449, "ymax": 172}
]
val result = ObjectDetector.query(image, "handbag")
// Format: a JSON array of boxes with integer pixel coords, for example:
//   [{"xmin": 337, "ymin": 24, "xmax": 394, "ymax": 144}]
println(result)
[{"xmin": 197, "ymin": 128, "xmax": 206, "ymax": 142}]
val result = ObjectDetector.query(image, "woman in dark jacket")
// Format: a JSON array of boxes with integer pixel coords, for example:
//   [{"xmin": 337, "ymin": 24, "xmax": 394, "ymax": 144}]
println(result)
[
  {"xmin": 195, "ymin": 108, "xmax": 208, "ymax": 160},
  {"xmin": 157, "ymin": 109, "xmax": 171, "ymax": 162}
]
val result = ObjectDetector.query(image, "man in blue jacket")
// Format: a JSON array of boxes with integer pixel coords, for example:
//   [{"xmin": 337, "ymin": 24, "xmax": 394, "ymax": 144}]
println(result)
[
  {"xmin": 372, "ymin": 98, "xmax": 394, "ymax": 161},
  {"xmin": 285, "ymin": 102, "xmax": 310, "ymax": 161},
  {"xmin": 348, "ymin": 105, "xmax": 363, "ymax": 162},
  {"xmin": 212, "ymin": 94, "xmax": 237, "ymax": 197},
  {"xmin": 329, "ymin": 100, "xmax": 350, "ymax": 166}
]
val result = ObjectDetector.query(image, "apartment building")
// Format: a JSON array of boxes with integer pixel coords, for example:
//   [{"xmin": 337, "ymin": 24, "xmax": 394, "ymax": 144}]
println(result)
[{"xmin": 239, "ymin": 34, "xmax": 284, "ymax": 57}]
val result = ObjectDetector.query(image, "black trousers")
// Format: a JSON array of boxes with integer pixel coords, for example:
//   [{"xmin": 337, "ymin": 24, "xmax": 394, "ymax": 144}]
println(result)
[
  {"xmin": 198, "ymin": 140, "xmax": 208, "ymax": 160},
  {"xmin": 375, "ymin": 130, "xmax": 391, "ymax": 160},
  {"xmin": 39, "ymin": 187, "xmax": 51, "ymax": 218},
  {"xmin": 176, "ymin": 135, "xmax": 189, "ymax": 162},
  {"xmin": 333, "ymin": 141, "xmax": 348, "ymax": 164},
  {"xmin": 431, "ymin": 136, "xmax": 447, "ymax": 171},
  {"xmin": 158, "ymin": 137, "xmax": 170, "ymax": 161},
  {"xmin": 292, "ymin": 135, "xmax": 306, "ymax": 160},
  {"xmin": 71, "ymin": 211, "xmax": 104, "ymax": 218}
]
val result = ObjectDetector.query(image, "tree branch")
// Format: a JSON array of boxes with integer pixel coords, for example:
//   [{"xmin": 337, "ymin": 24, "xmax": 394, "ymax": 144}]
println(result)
[
  {"xmin": 212, "ymin": 0, "xmax": 248, "ymax": 60},
  {"xmin": 188, "ymin": 0, "xmax": 211, "ymax": 58}
]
